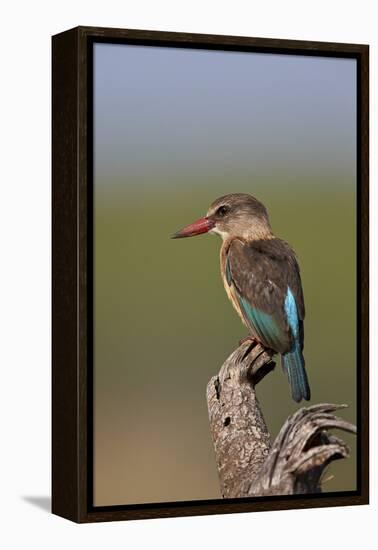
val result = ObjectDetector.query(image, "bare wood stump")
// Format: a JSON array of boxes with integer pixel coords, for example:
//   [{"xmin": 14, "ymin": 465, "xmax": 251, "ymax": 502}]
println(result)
[{"xmin": 207, "ymin": 341, "xmax": 356, "ymax": 498}]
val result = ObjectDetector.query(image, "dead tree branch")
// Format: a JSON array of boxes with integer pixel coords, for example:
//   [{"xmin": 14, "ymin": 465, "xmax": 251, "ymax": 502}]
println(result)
[{"xmin": 206, "ymin": 341, "xmax": 356, "ymax": 498}]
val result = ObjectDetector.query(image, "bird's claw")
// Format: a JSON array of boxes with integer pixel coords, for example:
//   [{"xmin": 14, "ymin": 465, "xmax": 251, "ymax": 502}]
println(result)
[{"xmin": 239, "ymin": 335, "xmax": 259, "ymax": 347}]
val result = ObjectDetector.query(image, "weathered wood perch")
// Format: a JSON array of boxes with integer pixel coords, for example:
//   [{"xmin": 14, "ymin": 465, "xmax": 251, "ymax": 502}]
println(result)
[{"xmin": 207, "ymin": 340, "xmax": 357, "ymax": 498}]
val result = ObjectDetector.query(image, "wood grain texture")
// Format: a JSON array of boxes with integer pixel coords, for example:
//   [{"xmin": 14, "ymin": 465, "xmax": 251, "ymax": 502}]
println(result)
[
  {"xmin": 52, "ymin": 28, "xmax": 79, "ymax": 522},
  {"xmin": 207, "ymin": 343, "xmax": 274, "ymax": 497},
  {"xmin": 52, "ymin": 26, "xmax": 369, "ymax": 523},
  {"xmin": 52, "ymin": 26, "xmax": 90, "ymax": 523},
  {"xmin": 77, "ymin": 25, "xmax": 369, "ymax": 55},
  {"xmin": 358, "ymin": 45, "xmax": 369, "ymax": 504},
  {"xmin": 207, "ymin": 342, "xmax": 356, "ymax": 498}
]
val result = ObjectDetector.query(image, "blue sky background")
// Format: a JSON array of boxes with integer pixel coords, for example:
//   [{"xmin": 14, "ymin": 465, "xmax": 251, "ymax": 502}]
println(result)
[{"xmin": 94, "ymin": 44, "xmax": 356, "ymax": 193}]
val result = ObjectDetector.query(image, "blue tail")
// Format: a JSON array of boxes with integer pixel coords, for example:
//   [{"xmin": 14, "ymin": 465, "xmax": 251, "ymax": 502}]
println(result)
[{"xmin": 281, "ymin": 344, "xmax": 310, "ymax": 402}]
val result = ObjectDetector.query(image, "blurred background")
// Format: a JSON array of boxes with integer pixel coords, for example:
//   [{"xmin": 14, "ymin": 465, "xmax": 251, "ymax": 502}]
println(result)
[{"xmin": 93, "ymin": 43, "xmax": 356, "ymax": 506}]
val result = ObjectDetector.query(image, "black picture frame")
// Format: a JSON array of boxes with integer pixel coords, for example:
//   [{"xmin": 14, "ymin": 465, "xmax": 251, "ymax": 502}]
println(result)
[{"xmin": 52, "ymin": 26, "xmax": 369, "ymax": 523}]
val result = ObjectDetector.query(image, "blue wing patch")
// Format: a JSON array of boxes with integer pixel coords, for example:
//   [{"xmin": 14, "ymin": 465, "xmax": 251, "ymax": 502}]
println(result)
[
  {"xmin": 237, "ymin": 294, "xmax": 285, "ymax": 351},
  {"xmin": 284, "ymin": 287, "xmax": 299, "ymax": 340}
]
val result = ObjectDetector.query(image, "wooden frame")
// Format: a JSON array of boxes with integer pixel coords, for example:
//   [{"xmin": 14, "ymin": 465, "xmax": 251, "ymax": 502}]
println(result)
[{"xmin": 52, "ymin": 26, "xmax": 369, "ymax": 523}]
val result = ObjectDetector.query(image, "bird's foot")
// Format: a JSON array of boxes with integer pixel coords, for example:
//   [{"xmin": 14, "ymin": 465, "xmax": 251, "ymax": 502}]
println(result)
[
  {"xmin": 236, "ymin": 337, "xmax": 276, "ymax": 383},
  {"xmin": 239, "ymin": 335, "xmax": 259, "ymax": 347}
]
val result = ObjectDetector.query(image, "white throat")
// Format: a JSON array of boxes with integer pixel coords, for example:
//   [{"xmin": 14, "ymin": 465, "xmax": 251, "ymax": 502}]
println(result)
[{"xmin": 209, "ymin": 227, "xmax": 229, "ymax": 240}]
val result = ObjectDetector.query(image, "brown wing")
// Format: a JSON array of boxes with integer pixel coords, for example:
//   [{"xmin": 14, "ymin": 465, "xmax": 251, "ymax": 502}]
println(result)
[{"xmin": 226, "ymin": 238, "xmax": 305, "ymax": 354}]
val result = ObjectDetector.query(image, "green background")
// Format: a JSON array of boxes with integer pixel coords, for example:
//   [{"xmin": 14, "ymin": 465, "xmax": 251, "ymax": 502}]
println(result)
[{"xmin": 93, "ymin": 45, "xmax": 357, "ymax": 505}]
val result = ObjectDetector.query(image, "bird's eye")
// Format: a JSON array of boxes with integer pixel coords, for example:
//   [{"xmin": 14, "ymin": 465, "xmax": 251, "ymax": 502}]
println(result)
[{"xmin": 216, "ymin": 205, "xmax": 230, "ymax": 217}]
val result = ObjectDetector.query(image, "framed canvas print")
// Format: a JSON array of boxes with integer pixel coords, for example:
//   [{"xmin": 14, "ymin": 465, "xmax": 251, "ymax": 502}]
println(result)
[{"xmin": 52, "ymin": 26, "xmax": 369, "ymax": 523}]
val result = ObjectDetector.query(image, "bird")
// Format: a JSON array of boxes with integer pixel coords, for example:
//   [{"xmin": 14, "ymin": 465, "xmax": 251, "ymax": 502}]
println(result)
[{"xmin": 172, "ymin": 193, "xmax": 310, "ymax": 402}]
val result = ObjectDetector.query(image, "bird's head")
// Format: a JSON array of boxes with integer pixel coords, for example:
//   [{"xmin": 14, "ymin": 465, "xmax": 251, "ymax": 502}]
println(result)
[{"xmin": 172, "ymin": 193, "xmax": 272, "ymax": 241}]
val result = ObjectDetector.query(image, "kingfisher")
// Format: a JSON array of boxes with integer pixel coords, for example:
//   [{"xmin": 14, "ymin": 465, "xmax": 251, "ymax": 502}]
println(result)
[{"xmin": 172, "ymin": 193, "xmax": 310, "ymax": 402}]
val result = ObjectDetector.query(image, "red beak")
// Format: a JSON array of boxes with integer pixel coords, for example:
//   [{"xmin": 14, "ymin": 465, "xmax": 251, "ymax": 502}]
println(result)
[{"xmin": 171, "ymin": 217, "xmax": 215, "ymax": 239}]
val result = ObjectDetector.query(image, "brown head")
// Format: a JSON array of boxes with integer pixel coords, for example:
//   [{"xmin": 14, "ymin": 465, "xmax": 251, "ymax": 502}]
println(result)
[{"xmin": 172, "ymin": 193, "xmax": 273, "ymax": 241}]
